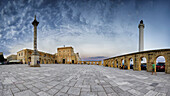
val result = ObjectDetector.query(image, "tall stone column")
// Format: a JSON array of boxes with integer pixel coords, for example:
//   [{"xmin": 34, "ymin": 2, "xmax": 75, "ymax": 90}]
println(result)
[
  {"xmin": 30, "ymin": 15, "xmax": 40, "ymax": 67},
  {"xmin": 138, "ymin": 20, "xmax": 145, "ymax": 52}
]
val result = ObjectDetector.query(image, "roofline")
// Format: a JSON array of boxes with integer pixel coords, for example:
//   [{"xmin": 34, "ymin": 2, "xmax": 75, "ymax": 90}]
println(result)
[
  {"xmin": 17, "ymin": 49, "xmax": 55, "ymax": 55},
  {"xmin": 57, "ymin": 47, "xmax": 73, "ymax": 50},
  {"xmin": 104, "ymin": 48, "xmax": 170, "ymax": 60}
]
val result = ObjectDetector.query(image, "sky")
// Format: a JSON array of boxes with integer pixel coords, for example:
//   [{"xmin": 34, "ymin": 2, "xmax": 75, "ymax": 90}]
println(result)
[{"xmin": 0, "ymin": 0, "xmax": 170, "ymax": 59}]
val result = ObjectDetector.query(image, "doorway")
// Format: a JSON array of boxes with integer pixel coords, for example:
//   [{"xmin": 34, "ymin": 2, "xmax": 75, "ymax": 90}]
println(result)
[
  {"xmin": 72, "ymin": 60, "xmax": 74, "ymax": 64},
  {"xmin": 63, "ymin": 59, "xmax": 65, "ymax": 64}
]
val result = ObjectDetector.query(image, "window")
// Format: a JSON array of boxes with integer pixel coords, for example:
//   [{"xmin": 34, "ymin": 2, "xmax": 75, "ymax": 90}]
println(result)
[{"xmin": 19, "ymin": 53, "xmax": 20, "ymax": 56}]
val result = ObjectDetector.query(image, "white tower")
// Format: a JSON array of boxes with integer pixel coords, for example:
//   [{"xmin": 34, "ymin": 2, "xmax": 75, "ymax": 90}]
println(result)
[{"xmin": 138, "ymin": 20, "xmax": 144, "ymax": 52}]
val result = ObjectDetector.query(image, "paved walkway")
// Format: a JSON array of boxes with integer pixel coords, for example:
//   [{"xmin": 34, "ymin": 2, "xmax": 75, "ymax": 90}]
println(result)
[{"xmin": 0, "ymin": 64, "xmax": 170, "ymax": 96}]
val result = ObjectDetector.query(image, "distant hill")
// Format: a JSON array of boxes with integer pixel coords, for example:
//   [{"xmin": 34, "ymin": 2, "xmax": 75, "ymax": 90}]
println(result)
[{"xmin": 81, "ymin": 56, "xmax": 108, "ymax": 61}]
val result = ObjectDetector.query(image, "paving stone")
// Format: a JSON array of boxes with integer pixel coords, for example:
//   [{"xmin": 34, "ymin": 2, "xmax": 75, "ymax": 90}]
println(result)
[
  {"xmin": 0, "ymin": 64, "xmax": 169, "ymax": 96},
  {"xmin": 98, "ymin": 92, "xmax": 107, "ymax": 96},
  {"xmin": 14, "ymin": 90, "xmax": 37, "ymax": 96},
  {"xmin": 54, "ymin": 85, "xmax": 64, "ymax": 90},
  {"xmin": 11, "ymin": 87, "xmax": 20, "ymax": 93},
  {"xmin": 30, "ymin": 86, "xmax": 41, "ymax": 93},
  {"xmin": 81, "ymin": 88, "xmax": 90, "ymax": 92},
  {"xmin": 80, "ymin": 91, "xmax": 97, "ymax": 96},
  {"xmin": 67, "ymin": 87, "xmax": 80, "ymax": 95},
  {"xmin": 37, "ymin": 91, "xmax": 51, "ymax": 96},
  {"xmin": 15, "ymin": 84, "xmax": 27, "ymax": 91},
  {"xmin": 144, "ymin": 90, "xmax": 158, "ymax": 96},
  {"xmin": 54, "ymin": 92, "xmax": 69, "ymax": 96},
  {"xmin": 60, "ymin": 86, "xmax": 70, "ymax": 93},
  {"xmin": 156, "ymin": 93, "xmax": 166, "ymax": 96},
  {"xmin": 112, "ymin": 86, "xmax": 124, "ymax": 93},
  {"xmin": 107, "ymin": 92, "xmax": 119, "ymax": 96},
  {"xmin": 91, "ymin": 85, "xmax": 105, "ymax": 92},
  {"xmin": 47, "ymin": 88, "xmax": 59, "ymax": 95},
  {"xmin": 128, "ymin": 89, "xmax": 142, "ymax": 96},
  {"xmin": 104, "ymin": 87, "xmax": 114, "ymax": 93}
]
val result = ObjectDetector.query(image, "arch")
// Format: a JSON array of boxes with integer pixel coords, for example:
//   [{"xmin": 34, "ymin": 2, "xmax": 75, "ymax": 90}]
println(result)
[
  {"xmin": 55, "ymin": 60, "xmax": 57, "ymax": 64},
  {"xmin": 42, "ymin": 59, "xmax": 44, "ymax": 64},
  {"xmin": 128, "ymin": 57, "xmax": 134, "ymax": 70},
  {"xmin": 114, "ymin": 59, "xmax": 118, "ymax": 68},
  {"xmin": 154, "ymin": 55, "xmax": 166, "ymax": 72},
  {"xmin": 28, "ymin": 57, "xmax": 31, "ymax": 64},
  {"xmin": 44, "ymin": 59, "xmax": 46, "ymax": 64},
  {"xmin": 140, "ymin": 56, "xmax": 147, "ymax": 71},
  {"xmin": 39, "ymin": 58, "xmax": 42, "ymax": 64},
  {"xmin": 110, "ymin": 59, "xmax": 114, "ymax": 67}
]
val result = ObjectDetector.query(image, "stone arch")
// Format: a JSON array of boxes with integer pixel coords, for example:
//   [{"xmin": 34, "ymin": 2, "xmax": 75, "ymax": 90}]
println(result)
[
  {"xmin": 128, "ymin": 57, "xmax": 134, "ymax": 70},
  {"xmin": 39, "ymin": 58, "xmax": 42, "ymax": 64},
  {"xmin": 44, "ymin": 59, "xmax": 46, "ymax": 64},
  {"xmin": 114, "ymin": 59, "xmax": 118, "ymax": 68},
  {"xmin": 139, "ymin": 56, "xmax": 147, "ymax": 71},
  {"xmin": 110, "ymin": 59, "xmax": 114, "ymax": 67},
  {"xmin": 154, "ymin": 55, "xmax": 167, "ymax": 72}
]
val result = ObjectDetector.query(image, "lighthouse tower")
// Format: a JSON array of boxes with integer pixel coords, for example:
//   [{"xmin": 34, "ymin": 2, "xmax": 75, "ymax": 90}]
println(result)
[{"xmin": 138, "ymin": 20, "xmax": 145, "ymax": 52}]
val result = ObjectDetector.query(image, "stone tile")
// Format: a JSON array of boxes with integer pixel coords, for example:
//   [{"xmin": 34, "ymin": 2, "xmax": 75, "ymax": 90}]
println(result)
[
  {"xmin": 47, "ymin": 88, "xmax": 59, "ymax": 95},
  {"xmin": 128, "ymin": 89, "xmax": 142, "ymax": 96},
  {"xmin": 54, "ymin": 85, "xmax": 64, "ymax": 90},
  {"xmin": 0, "ymin": 64, "xmax": 169, "ymax": 96},
  {"xmin": 54, "ymin": 92, "xmax": 69, "ymax": 96},
  {"xmin": 91, "ymin": 85, "xmax": 105, "ymax": 92},
  {"xmin": 30, "ymin": 86, "xmax": 41, "ymax": 93},
  {"xmin": 107, "ymin": 92, "xmax": 119, "ymax": 96},
  {"xmin": 98, "ymin": 92, "xmax": 107, "ymax": 96},
  {"xmin": 11, "ymin": 87, "xmax": 20, "ymax": 93},
  {"xmin": 37, "ymin": 91, "xmax": 51, "ymax": 96},
  {"xmin": 81, "ymin": 88, "xmax": 90, "ymax": 92},
  {"xmin": 144, "ymin": 90, "xmax": 158, "ymax": 96},
  {"xmin": 60, "ymin": 86, "xmax": 70, "ymax": 93},
  {"xmin": 104, "ymin": 87, "xmax": 114, "ymax": 94},
  {"xmin": 80, "ymin": 92, "xmax": 97, "ymax": 96},
  {"xmin": 156, "ymin": 93, "xmax": 166, "ymax": 96},
  {"xmin": 67, "ymin": 87, "xmax": 80, "ymax": 95},
  {"xmin": 15, "ymin": 84, "xmax": 27, "ymax": 91},
  {"xmin": 112, "ymin": 86, "xmax": 124, "ymax": 93},
  {"xmin": 14, "ymin": 90, "xmax": 37, "ymax": 96}
]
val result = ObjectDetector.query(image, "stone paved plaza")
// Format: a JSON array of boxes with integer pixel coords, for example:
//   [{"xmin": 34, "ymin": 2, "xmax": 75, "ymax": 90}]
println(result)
[{"xmin": 0, "ymin": 64, "xmax": 170, "ymax": 96}]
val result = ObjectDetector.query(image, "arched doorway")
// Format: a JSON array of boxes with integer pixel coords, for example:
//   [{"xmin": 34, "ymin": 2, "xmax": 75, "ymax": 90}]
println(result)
[
  {"xmin": 39, "ymin": 58, "xmax": 41, "ymax": 64},
  {"xmin": 44, "ymin": 59, "xmax": 46, "ymax": 64},
  {"xmin": 28, "ymin": 57, "xmax": 31, "ymax": 64},
  {"xmin": 114, "ymin": 59, "xmax": 118, "ymax": 68},
  {"xmin": 55, "ymin": 60, "xmax": 57, "ymax": 64},
  {"xmin": 72, "ymin": 60, "xmax": 74, "ymax": 64},
  {"xmin": 129, "ymin": 58, "xmax": 133, "ymax": 69},
  {"xmin": 155, "ymin": 56, "xmax": 165, "ymax": 72},
  {"xmin": 140, "ymin": 57, "xmax": 147, "ymax": 70},
  {"xmin": 42, "ymin": 59, "xmax": 44, "ymax": 64},
  {"xmin": 63, "ymin": 59, "xmax": 65, "ymax": 64}
]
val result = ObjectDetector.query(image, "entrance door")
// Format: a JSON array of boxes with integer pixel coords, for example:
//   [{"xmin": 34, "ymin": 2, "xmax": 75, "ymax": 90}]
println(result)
[
  {"xmin": 72, "ymin": 60, "xmax": 74, "ymax": 64},
  {"xmin": 63, "ymin": 59, "xmax": 65, "ymax": 64}
]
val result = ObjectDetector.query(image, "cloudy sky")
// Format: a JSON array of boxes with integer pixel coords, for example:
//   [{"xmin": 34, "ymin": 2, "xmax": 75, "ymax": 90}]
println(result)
[{"xmin": 0, "ymin": 0, "xmax": 170, "ymax": 59}]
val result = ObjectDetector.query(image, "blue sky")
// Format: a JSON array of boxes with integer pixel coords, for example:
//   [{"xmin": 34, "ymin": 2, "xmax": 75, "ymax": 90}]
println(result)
[{"xmin": 0, "ymin": 0, "xmax": 170, "ymax": 59}]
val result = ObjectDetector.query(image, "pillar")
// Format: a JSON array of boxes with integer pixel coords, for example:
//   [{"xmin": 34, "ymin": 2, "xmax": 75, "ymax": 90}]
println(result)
[
  {"xmin": 138, "ymin": 20, "xmax": 145, "ymax": 52},
  {"xmin": 30, "ymin": 15, "xmax": 40, "ymax": 67}
]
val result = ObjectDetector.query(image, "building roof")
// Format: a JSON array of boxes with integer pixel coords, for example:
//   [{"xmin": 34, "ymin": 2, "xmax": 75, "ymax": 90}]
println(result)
[
  {"xmin": 17, "ymin": 49, "xmax": 55, "ymax": 55},
  {"xmin": 57, "ymin": 47, "xmax": 73, "ymax": 50}
]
